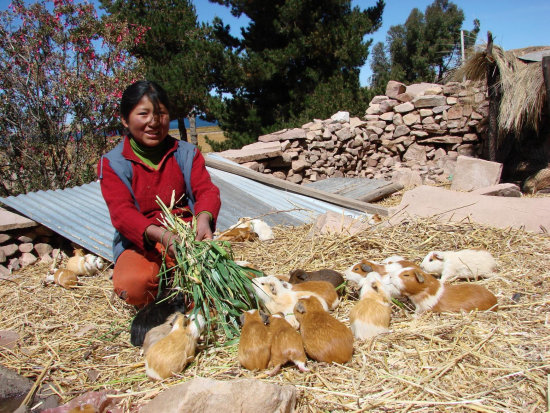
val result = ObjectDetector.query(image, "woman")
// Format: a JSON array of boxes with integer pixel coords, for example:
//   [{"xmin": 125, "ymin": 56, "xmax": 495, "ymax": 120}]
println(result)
[{"xmin": 98, "ymin": 80, "xmax": 221, "ymax": 308}]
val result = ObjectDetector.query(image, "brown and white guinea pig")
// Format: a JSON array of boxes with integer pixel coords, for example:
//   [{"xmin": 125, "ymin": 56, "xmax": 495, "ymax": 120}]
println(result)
[
  {"xmin": 288, "ymin": 268, "xmax": 345, "ymax": 290},
  {"xmin": 349, "ymin": 273, "xmax": 392, "ymax": 340},
  {"xmin": 344, "ymin": 257, "xmax": 418, "ymax": 298},
  {"xmin": 216, "ymin": 227, "xmax": 259, "ymax": 242},
  {"xmin": 294, "ymin": 296, "xmax": 354, "ymax": 364},
  {"xmin": 281, "ymin": 280, "xmax": 340, "ymax": 310},
  {"xmin": 251, "ymin": 275, "xmax": 329, "ymax": 328},
  {"xmin": 142, "ymin": 312, "xmax": 180, "ymax": 356},
  {"xmin": 267, "ymin": 313, "xmax": 308, "ymax": 376},
  {"xmin": 238, "ymin": 309, "xmax": 271, "ymax": 371},
  {"xmin": 420, "ymin": 249, "xmax": 497, "ymax": 282},
  {"xmin": 145, "ymin": 312, "xmax": 205, "ymax": 380},
  {"xmin": 45, "ymin": 268, "xmax": 78, "ymax": 289},
  {"xmin": 389, "ymin": 267, "xmax": 498, "ymax": 314},
  {"xmin": 66, "ymin": 253, "xmax": 104, "ymax": 276}
]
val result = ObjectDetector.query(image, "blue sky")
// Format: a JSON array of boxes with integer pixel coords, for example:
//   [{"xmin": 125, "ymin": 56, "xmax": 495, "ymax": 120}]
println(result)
[{"xmin": 2, "ymin": 0, "xmax": 548, "ymax": 86}]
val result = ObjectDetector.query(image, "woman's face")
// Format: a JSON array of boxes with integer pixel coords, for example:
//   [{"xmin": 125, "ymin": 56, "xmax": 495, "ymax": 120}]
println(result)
[{"xmin": 121, "ymin": 95, "xmax": 170, "ymax": 147}]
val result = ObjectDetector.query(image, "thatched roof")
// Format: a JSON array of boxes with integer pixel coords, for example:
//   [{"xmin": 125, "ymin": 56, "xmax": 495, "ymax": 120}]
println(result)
[{"xmin": 455, "ymin": 45, "xmax": 550, "ymax": 135}]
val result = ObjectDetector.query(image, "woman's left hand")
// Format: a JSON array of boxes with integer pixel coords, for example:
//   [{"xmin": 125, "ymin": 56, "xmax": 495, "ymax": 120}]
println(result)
[{"xmin": 195, "ymin": 213, "xmax": 213, "ymax": 241}]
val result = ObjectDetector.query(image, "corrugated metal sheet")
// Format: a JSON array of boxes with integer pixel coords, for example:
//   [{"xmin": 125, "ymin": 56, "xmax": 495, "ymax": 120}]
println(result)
[{"xmin": 1, "ymin": 155, "xmax": 365, "ymax": 263}]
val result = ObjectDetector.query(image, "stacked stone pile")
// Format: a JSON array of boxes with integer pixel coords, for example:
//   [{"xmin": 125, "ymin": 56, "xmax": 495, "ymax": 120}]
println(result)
[
  {"xmin": 0, "ymin": 224, "xmax": 68, "ymax": 276},
  {"xmin": 218, "ymin": 80, "xmax": 488, "ymax": 187}
]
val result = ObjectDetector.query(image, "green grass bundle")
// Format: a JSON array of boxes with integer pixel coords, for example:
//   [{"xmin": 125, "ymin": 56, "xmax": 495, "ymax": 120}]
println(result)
[{"xmin": 156, "ymin": 196, "xmax": 263, "ymax": 342}]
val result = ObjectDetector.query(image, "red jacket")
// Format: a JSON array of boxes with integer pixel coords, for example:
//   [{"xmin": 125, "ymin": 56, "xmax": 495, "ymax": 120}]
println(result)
[{"xmin": 98, "ymin": 135, "xmax": 221, "ymax": 253}]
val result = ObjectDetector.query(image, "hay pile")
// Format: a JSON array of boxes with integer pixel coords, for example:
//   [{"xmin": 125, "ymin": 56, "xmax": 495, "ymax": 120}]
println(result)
[{"xmin": 1, "ymin": 217, "xmax": 549, "ymax": 412}]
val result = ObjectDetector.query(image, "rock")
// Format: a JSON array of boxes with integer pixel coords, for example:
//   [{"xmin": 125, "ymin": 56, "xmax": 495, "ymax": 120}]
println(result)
[
  {"xmin": 0, "ymin": 249, "xmax": 5, "ymax": 264},
  {"xmin": 218, "ymin": 141, "xmax": 282, "ymax": 163},
  {"xmin": 393, "ymin": 125, "xmax": 410, "ymax": 138},
  {"xmin": 0, "ymin": 234, "xmax": 12, "ymax": 244},
  {"xmin": 19, "ymin": 243, "xmax": 33, "ymax": 253},
  {"xmin": 385, "ymin": 80, "xmax": 406, "ymax": 98},
  {"xmin": 0, "ymin": 265, "xmax": 9, "ymax": 277},
  {"xmin": 402, "ymin": 113, "xmax": 420, "ymax": 126},
  {"xmin": 394, "ymin": 102, "xmax": 415, "ymax": 113},
  {"xmin": 419, "ymin": 135, "xmax": 462, "ymax": 145},
  {"xmin": 331, "ymin": 111, "xmax": 349, "ymax": 123},
  {"xmin": 0, "ymin": 244, "xmax": 19, "ymax": 258},
  {"xmin": 391, "ymin": 168, "xmax": 423, "ymax": 188},
  {"xmin": 140, "ymin": 378, "xmax": 296, "ymax": 413},
  {"xmin": 471, "ymin": 183, "xmax": 522, "ymax": 197},
  {"xmin": 272, "ymin": 171, "xmax": 286, "ymax": 180},
  {"xmin": 413, "ymin": 95, "xmax": 447, "ymax": 108},
  {"xmin": 258, "ymin": 128, "xmax": 306, "ymax": 142},
  {"xmin": 19, "ymin": 252, "xmax": 37, "ymax": 268},
  {"xmin": 403, "ymin": 143, "xmax": 427, "ymax": 163},
  {"xmin": 451, "ymin": 156, "xmax": 503, "ymax": 191}
]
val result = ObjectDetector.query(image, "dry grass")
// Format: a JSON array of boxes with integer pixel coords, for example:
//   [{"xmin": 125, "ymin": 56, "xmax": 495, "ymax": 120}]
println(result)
[
  {"xmin": 169, "ymin": 126, "xmax": 226, "ymax": 153},
  {"xmin": 1, "ymin": 217, "xmax": 549, "ymax": 412}
]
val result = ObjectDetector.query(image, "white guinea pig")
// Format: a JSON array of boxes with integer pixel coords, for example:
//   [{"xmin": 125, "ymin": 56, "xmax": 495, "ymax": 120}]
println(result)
[
  {"xmin": 420, "ymin": 249, "xmax": 497, "ymax": 282},
  {"xmin": 66, "ymin": 253, "xmax": 104, "ymax": 276},
  {"xmin": 349, "ymin": 273, "xmax": 391, "ymax": 340}
]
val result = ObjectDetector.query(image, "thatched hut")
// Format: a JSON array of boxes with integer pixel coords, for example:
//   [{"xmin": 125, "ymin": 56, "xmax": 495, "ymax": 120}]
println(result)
[{"xmin": 455, "ymin": 33, "xmax": 550, "ymax": 191}]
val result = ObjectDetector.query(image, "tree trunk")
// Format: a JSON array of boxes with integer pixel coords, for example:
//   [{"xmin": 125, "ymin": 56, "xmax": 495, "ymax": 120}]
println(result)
[
  {"xmin": 189, "ymin": 114, "xmax": 198, "ymax": 146},
  {"xmin": 178, "ymin": 118, "xmax": 188, "ymax": 142},
  {"xmin": 485, "ymin": 32, "xmax": 499, "ymax": 162}
]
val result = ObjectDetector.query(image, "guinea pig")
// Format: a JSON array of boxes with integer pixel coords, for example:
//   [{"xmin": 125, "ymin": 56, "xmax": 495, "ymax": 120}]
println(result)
[
  {"xmin": 142, "ymin": 312, "xmax": 179, "ymax": 356},
  {"xmin": 344, "ymin": 259, "xmax": 406, "ymax": 298},
  {"xmin": 294, "ymin": 296, "xmax": 354, "ymax": 364},
  {"xmin": 130, "ymin": 292, "xmax": 187, "ymax": 347},
  {"xmin": 349, "ymin": 273, "xmax": 392, "ymax": 340},
  {"xmin": 281, "ymin": 280, "xmax": 340, "ymax": 310},
  {"xmin": 238, "ymin": 309, "xmax": 271, "ymax": 371},
  {"xmin": 267, "ymin": 313, "xmax": 308, "ymax": 376},
  {"xmin": 389, "ymin": 267, "xmax": 498, "ymax": 314},
  {"xmin": 420, "ymin": 249, "xmax": 498, "ymax": 282},
  {"xmin": 145, "ymin": 312, "xmax": 205, "ymax": 380},
  {"xmin": 230, "ymin": 217, "xmax": 274, "ymax": 241},
  {"xmin": 216, "ymin": 227, "xmax": 258, "ymax": 242},
  {"xmin": 251, "ymin": 275, "xmax": 329, "ymax": 328},
  {"xmin": 288, "ymin": 268, "xmax": 345, "ymax": 290},
  {"xmin": 45, "ymin": 268, "xmax": 78, "ymax": 289},
  {"xmin": 66, "ymin": 253, "xmax": 104, "ymax": 276}
]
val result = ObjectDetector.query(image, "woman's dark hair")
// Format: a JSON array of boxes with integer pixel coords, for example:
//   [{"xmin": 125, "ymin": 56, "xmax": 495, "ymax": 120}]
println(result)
[{"xmin": 120, "ymin": 80, "xmax": 171, "ymax": 121}]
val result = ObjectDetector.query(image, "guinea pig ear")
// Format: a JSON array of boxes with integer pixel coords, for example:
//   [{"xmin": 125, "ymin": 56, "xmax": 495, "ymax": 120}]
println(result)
[
  {"xmin": 371, "ymin": 283, "xmax": 379, "ymax": 292},
  {"xmin": 433, "ymin": 252, "xmax": 444, "ymax": 261},
  {"xmin": 259, "ymin": 310, "xmax": 270, "ymax": 324},
  {"xmin": 239, "ymin": 313, "xmax": 246, "ymax": 326},
  {"xmin": 414, "ymin": 270, "xmax": 425, "ymax": 283},
  {"xmin": 360, "ymin": 263, "xmax": 373, "ymax": 273},
  {"xmin": 295, "ymin": 301, "xmax": 305, "ymax": 314},
  {"xmin": 269, "ymin": 283, "xmax": 277, "ymax": 295}
]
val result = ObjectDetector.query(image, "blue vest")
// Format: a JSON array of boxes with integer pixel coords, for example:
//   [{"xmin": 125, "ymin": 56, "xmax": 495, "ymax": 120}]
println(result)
[{"xmin": 99, "ymin": 139, "xmax": 197, "ymax": 262}]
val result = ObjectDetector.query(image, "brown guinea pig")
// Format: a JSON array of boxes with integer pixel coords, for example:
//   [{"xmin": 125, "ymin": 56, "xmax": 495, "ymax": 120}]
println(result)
[
  {"xmin": 389, "ymin": 267, "xmax": 498, "ymax": 314},
  {"xmin": 281, "ymin": 280, "xmax": 340, "ymax": 310},
  {"xmin": 145, "ymin": 313, "xmax": 205, "ymax": 380},
  {"xmin": 238, "ymin": 309, "xmax": 271, "ymax": 371},
  {"xmin": 288, "ymin": 268, "xmax": 345, "ymax": 290},
  {"xmin": 294, "ymin": 296, "xmax": 354, "ymax": 364},
  {"xmin": 349, "ymin": 273, "xmax": 392, "ymax": 340},
  {"xmin": 267, "ymin": 314, "xmax": 308, "ymax": 376},
  {"xmin": 142, "ymin": 312, "xmax": 180, "ymax": 356},
  {"xmin": 45, "ymin": 268, "xmax": 78, "ymax": 289}
]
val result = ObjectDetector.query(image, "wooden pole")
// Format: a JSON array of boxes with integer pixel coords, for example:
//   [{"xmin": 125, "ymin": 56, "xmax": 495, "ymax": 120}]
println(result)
[
  {"xmin": 542, "ymin": 56, "xmax": 550, "ymax": 115},
  {"xmin": 205, "ymin": 156, "xmax": 390, "ymax": 216},
  {"xmin": 485, "ymin": 31, "xmax": 499, "ymax": 162}
]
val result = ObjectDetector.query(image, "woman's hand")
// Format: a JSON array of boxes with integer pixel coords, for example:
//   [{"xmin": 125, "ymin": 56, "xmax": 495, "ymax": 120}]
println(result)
[
  {"xmin": 195, "ymin": 212, "xmax": 213, "ymax": 241},
  {"xmin": 145, "ymin": 224, "xmax": 181, "ymax": 258}
]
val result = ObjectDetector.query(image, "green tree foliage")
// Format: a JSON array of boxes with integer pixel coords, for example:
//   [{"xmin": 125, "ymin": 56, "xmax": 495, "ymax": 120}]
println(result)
[
  {"xmin": 208, "ymin": 0, "xmax": 384, "ymax": 149},
  {"xmin": 370, "ymin": 0, "xmax": 479, "ymax": 87},
  {"xmin": 100, "ymin": 0, "xmax": 218, "ymax": 142},
  {"xmin": 0, "ymin": 0, "xmax": 143, "ymax": 196},
  {"xmin": 369, "ymin": 41, "xmax": 391, "ymax": 95}
]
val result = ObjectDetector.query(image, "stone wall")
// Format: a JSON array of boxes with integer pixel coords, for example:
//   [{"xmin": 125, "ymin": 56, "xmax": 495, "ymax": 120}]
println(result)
[{"xmin": 219, "ymin": 80, "xmax": 488, "ymax": 187}]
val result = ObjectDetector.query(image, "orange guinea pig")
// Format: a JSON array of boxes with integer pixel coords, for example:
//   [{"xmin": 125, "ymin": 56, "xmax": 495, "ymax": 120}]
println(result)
[
  {"xmin": 294, "ymin": 296, "xmax": 354, "ymax": 364},
  {"xmin": 288, "ymin": 268, "xmax": 345, "ymax": 290},
  {"xmin": 145, "ymin": 313, "xmax": 204, "ymax": 380},
  {"xmin": 45, "ymin": 268, "xmax": 78, "ymax": 289},
  {"xmin": 267, "ymin": 314, "xmax": 308, "ymax": 376},
  {"xmin": 349, "ymin": 273, "xmax": 392, "ymax": 340},
  {"xmin": 389, "ymin": 267, "xmax": 498, "ymax": 314},
  {"xmin": 281, "ymin": 280, "xmax": 340, "ymax": 310},
  {"xmin": 238, "ymin": 309, "xmax": 271, "ymax": 371}
]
